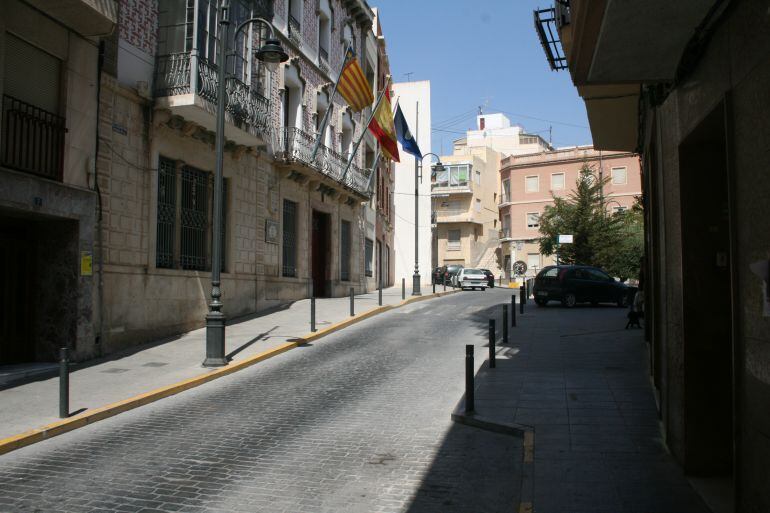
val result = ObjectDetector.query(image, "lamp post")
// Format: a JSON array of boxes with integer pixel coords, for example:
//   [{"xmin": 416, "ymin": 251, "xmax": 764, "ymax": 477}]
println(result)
[
  {"xmin": 411, "ymin": 153, "xmax": 444, "ymax": 296},
  {"xmin": 204, "ymin": 3, "xmax": 288, "ymax": 367}
]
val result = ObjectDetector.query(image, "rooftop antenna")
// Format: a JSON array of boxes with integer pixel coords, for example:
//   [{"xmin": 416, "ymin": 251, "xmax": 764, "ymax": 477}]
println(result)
[
  {"xmin": 549, "ymin": 125, "xmax": 553, "ymax": 145},
  {"xmin": 404, "ymin": 71, "xmax": 414, "ymax": 81}
]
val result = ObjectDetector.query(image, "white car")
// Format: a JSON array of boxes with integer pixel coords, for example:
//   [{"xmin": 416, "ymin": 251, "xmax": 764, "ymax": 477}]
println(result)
[{"xmin": 454, "ymin": 268, "xmax": 488, "ymax": 290}]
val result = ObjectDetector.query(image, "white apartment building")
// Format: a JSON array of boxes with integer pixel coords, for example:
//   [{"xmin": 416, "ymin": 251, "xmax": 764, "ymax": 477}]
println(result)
[{"xmin": 392, "ymin": 81, "xmax": 432, "ymax": 288}]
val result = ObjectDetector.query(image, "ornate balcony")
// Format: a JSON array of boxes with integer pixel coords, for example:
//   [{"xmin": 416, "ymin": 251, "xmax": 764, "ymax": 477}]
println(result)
[
  {"xmin": 288, "ymin": 15, "xmax": 303, "ymax": 48},
  {"xmin": 318, "ymin": 47, "xmax": 330, "ymax": 75},
  {"xmin": 154, "ymin": 53, "xmax": 270, "ymax": 146},
  {"xmin": 277, "ymin": 127, "xmax": 372, "ymax": 199}
]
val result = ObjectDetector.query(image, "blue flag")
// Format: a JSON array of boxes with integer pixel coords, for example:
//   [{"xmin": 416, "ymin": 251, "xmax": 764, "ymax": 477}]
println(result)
[{"xmin": 394, "ymin": 104, "xmax": 422, "ymax": 160}]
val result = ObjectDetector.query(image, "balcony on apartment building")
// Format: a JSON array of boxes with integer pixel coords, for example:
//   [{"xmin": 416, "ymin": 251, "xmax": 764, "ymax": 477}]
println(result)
[
  {"xmin": 276, "ymin": 127, "xmax": 372, "ymax": 200},
  {"xmin": 433, "ymin": 203, "xmax": 483, "ymax": 225},
  {"xmin": 1, "ymin": 95, "xmax": 66, "ymax": 182},
  {"xmin": 431, "ymin": 163, "xmax": 474, "ymax": 196},
  {"xmin": 153, "ymin": 0, "xmax": 272, "ymax": 147},
  {"xmin": 25, "ymin": 0, "xmax": 117, "ymax": 36}
]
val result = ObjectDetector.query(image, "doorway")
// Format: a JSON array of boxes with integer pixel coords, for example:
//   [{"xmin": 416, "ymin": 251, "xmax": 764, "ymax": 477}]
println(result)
[
  {"xmin": 312, "ymin": 210, "xmax": 331, "ymax": 297},
  {"xmin": 679, "ymin": 103, "xmax": 734, "ymax": 476}
]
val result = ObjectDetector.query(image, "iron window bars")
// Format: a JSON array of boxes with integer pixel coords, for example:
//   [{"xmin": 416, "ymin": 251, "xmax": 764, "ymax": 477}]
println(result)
[{"xmin": 156, "ymin": 156, "xmax": 227, "ymax": 271}]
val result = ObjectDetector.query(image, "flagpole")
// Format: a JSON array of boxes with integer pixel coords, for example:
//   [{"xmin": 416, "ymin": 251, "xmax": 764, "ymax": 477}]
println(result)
[
  {"xmin": 341, "ymin": 77, "xmax": 391, "ymax": 182},
  {"xmin": 310, "ymin": 45, "xmax": 352, "ymax": 161}
]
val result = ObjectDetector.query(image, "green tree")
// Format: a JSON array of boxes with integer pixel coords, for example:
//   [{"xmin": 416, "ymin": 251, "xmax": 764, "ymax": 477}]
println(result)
[{"xmin": 538, "ymin": 164, "xmax": 644, "ymax": 279}]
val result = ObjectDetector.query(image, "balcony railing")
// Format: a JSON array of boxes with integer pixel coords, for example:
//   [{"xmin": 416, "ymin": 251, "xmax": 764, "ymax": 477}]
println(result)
[
  {"xmin": 431, "ymin": 180, "xmax": 474, "ymax": 194},
  {"xmin": 1, "ymin": 95, "xmax": 66, "ymax": 181},
  {"xmin": 154, "ymin": 53, "xmax": 270, "ymax": 138},
  {"xmin": 279, "ymin": 127, "xmax": 371, "ymax": 197},
  {"xmin": 288, "ymin": 15, "xmax": 302, "ymax": 47}
]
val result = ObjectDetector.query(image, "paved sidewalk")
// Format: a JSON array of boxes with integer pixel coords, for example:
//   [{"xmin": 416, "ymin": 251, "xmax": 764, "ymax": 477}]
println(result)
[
  {"xmin": 0, "ymin": 285, "xmax": 450, "ymax": 441},
  {"xmin": 455, "ymin": 300, "xmax": 713, "ymax": 513}
]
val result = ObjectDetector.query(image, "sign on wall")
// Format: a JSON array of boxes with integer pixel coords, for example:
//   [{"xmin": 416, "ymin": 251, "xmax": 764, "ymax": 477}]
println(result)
[{"xmin": 266, "ymin": 219, "xmax": 279, "ymax": 244}]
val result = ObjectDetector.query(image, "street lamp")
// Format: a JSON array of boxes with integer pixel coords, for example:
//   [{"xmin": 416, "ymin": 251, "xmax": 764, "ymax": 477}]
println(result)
[
  {"xmin": 204, "ymin": 3, "xmax": 288, "ymax": 367},
  {"xmin": 411, "ymin": 153, "xmax": 443, "ymax": 296}
]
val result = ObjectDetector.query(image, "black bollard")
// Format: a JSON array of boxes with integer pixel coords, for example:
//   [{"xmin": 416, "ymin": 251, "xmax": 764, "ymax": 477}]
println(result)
[
  {"xmin": 59, "ymin": 347, "xmax": 69, "ymax": 418},
  {"xmin": 489, "ymin": 319, "xmax": 496, "ymax": 369},
  {"xmin": 499, "ymin": 275, "xmax": 502, "ymax": 286},
  {"xmin": 443, "ymin": 279, "xmax": 446, "ymax": 292},
  {"xmin": 432, "ymin": 281, "xmax": 436, "ymax": 294},
  {"xmin": 503, "ymin": 304, "xmax": 509, "ymax": 344},
  {"xmin": 519, "ymin": 286, "xmax": 525, "ymax": 315},
  {"xmin": 512, "ymin": 295, "xmax": 517, "ymax": 327},
  {"xmin": 402, "ymin": 278, "xmax": 405, "ymax": 300},
  {"xmin": 465, "ymin": 345, "xmax": 475, "ymax": 414},
  {"xmin": 311, "ymin": 297, "xmax": 316, "ymax": 332},
  {"xmin": 378, "ymin": 278, "xmax": 382, "ymax": 306},
  {"xmin": 350, "ymin": 287, "xmax": 355, "ymax": 316}
]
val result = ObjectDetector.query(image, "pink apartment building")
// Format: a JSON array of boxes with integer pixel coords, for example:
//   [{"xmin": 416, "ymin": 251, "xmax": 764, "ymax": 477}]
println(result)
[{"xmin": 498, "ymin": 146, "xmax": 641, "ymax": 280}]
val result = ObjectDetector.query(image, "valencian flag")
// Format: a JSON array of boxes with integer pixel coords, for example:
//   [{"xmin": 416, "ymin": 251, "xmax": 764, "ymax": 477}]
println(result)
[
  {"xmin": 394, "ymin": 104, "xmax": 422, "ymax": 159},
  {"xmin": 367, "ymin": 88, "xmax": 399, "ymax": 162},
  {"xmin": 338, "ymin": 48, "xmax": 374, "ymax": 111}
]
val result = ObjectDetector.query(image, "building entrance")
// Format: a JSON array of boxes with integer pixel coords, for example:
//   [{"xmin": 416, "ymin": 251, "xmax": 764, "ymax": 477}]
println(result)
[
  {"xmin": 679, "ymin": 103, "xmax": 734, "ymax": 476},
  {"xmin": 0, "ymin": 213, "xmax": 78, "ymax": 364},
  {"xmin": 311, "ymin": 210, "xmax": 331, "ymax": 297}
]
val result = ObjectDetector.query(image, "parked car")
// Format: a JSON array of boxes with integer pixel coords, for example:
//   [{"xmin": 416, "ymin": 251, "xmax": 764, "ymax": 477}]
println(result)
[
  {"xmin": 431, "ymin": 267, "xmax": 445, "ymax": 284},
  {"xmin": 479, "ymin": 268, "xmax": 495, "ymax": 288},
  {"xmin": 443, "ymin": 264, "xmax": 464, "ymax": 286},
  {"xmin": 455, "ymin": 268, "xmax": 488, "ymax": 290},
  {"xmin": 532, "ymin": 265, "xmax": 629, "ymax": 308}
]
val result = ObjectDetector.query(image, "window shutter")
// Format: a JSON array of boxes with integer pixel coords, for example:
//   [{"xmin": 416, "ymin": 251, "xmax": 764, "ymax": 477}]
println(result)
[{"xmin": 4, "ymin": 34, "xmax": 61, "ymax": 114}]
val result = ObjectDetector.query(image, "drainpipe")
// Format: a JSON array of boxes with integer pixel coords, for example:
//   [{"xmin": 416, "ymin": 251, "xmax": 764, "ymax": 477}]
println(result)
[{"xmin": 94, "ymin": 40, "xmax": 106, "ymax": 358}]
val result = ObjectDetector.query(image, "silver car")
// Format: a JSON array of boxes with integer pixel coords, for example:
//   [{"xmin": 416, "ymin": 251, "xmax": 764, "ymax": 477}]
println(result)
[{"xmin": 454, "ymin": 268, "xmax": 488, "ymax": 291}]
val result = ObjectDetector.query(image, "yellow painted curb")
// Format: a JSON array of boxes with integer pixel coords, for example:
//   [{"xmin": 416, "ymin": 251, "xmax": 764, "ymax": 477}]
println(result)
[{"xmin": 0, "ymin": 289, "xmax": 458, "ymax": 456}]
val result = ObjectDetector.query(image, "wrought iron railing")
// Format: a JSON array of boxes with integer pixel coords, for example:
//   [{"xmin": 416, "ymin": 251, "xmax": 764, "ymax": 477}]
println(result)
[
  {"xmin": 1, "ymin": 95, "xmax": 66, "ymax": 181},
  {"xmin": 279, "ymin": 127, "xmax": 371, "ymax": 197},
  {"xmin": 288, "ymin": 15, "xmax": 302, "ymax": 47},
  {"xmin": 154, "ymin": 53, "xmax": 270, "ymax": 137}
]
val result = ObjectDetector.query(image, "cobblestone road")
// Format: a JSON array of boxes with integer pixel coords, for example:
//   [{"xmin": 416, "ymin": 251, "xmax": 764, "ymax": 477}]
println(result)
[{"xmin": 0, "ymin": 290, "xmax": 522, "ymax": 513}]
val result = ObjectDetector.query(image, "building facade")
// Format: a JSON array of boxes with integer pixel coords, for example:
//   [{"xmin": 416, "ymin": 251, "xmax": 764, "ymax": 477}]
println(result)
[
  {"xmin": 391, "ymin": 80, "xmax": 431, "ymax": 287},
  {"xmin": 536, "ymin": 0, "xmax": 770, "ymax": 509},
  {"xmin": 1, "ymin": 0, "xmax": 395, "ymax": 364},
  {"xmin": 498, "ymin": 146, "xmax": 641, "ymax": 280},
  {"xmin": 432, "ymin": 139, "xmax": 502, "ymax": 273},
  {"xmin": 431, "ymin": 113, "xmax": 553, "ymax": 276},
  {"xmin": 0, "ymin": 0, "xmax": 117, "ymax": 365}
]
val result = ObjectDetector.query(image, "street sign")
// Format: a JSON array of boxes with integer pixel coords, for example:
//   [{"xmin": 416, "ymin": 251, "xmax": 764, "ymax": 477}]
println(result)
[
  {"xmin": 513, "ymin": 260, "xmax": 527, "ymax": 275},
  {"xmin": 558, "ymin": 234, "xmax": 573, "ymax": 244}
]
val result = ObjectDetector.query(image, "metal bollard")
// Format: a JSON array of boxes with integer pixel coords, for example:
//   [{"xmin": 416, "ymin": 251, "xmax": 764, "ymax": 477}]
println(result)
[
  {"xmin": 443, "ymin": 280, "xmax": 446, "ymax": 292},
  {"xmin": 512, "ymin": 295, "xmax": 517, "ymax": 327},
  {"xmin": 311, "ymin": 297, "xmax": 316, "ymax": 332},
  {"xmin": 350, "ymin": 287, "xmax": 355, "ymax": 316},
  {"xmin": 519, "ymin": 286, "xmax": 525, "ymax": 315},
  {"xmin": 499, "ymin": 275, "xmax": 502, "ymax": 286},
  {"xmin": 402, "ymin": 278, "xmax": 405, "ymax": 300},
  {"xmin": 59, "ymin": 347, "xmax": 69, "ymax": 418},
  {"xmin": 489, "ymin": 319, "xmax": 496, "ymax": 368},
  {"xmin": 432, "ymin": 281, "xmax": 436, "ymax": 294},
  {"xmin": 465, "ymin": 345, "xmax": 475, "ymax": 414},
  {"xmin": 378, "ymin": 279, "xmax": 382, "ymax": 306},
  {"xmin": 503, "ymin": 304, "xmax": 509, "ymax": 344}
]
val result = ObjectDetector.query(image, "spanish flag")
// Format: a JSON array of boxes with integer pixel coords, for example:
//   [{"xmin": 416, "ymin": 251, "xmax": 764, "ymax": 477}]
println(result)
[
  {"xmin": 368, "ymin": 88, "xmax": 399, "ymax": 162},
  {"xmin": 338, "ymin": 49, "xmax": 374, "ymax": 112}
]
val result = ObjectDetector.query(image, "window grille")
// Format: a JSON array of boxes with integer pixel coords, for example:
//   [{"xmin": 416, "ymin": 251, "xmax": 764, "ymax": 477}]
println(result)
[
  {"xmin": 365, "ymin": 238, "xmax": 373, "ymax": 277},
  {"xmin": 340, "ymin": 220, "xmax": 351, "ymax": 281},
  {"xmin": 154, "ymin": 157, "xmax": 226, "ymax": 271},
  {"xmin": 282, "ymin": 199, "xmax": 297, "ymax": 277},
  {"xmin": 156, "ymin": 157, "xmax": 177, "ymax": 268}
]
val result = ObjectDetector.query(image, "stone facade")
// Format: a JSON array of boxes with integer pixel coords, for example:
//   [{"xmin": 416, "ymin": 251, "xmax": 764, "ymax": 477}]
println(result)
[{"xmin": 89, "ymin": 0, "xmax": 391, "ymax": 355}]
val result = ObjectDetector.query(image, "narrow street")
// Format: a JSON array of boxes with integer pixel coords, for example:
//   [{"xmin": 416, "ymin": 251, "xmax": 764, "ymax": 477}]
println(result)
[{"xmin": 0, "ymin": 291, "xmax": 523, "ymax": 513}]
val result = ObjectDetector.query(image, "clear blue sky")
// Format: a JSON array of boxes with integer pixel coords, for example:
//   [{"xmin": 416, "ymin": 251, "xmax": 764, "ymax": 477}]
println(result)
[{"xmin": 375, "ymin": 0, "xmax": 593, "ymax": 155}]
